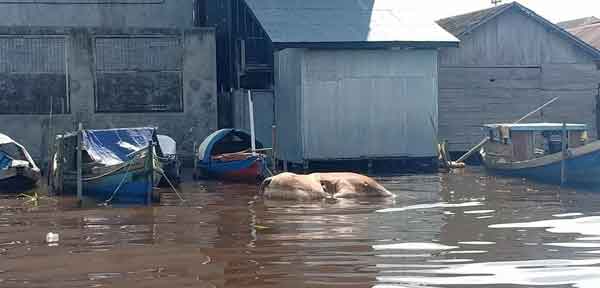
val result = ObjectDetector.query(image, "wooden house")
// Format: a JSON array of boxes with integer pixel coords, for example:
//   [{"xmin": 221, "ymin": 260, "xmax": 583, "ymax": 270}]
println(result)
[{"xmin": 436, "ymin": 2, "xmax": 600, "ymax": 153}]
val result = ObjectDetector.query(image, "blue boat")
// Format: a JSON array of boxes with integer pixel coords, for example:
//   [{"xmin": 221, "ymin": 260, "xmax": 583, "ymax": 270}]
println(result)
[
  {"xmin": 0, "ymin": 133, "xmax": 41, "ymax": 192},
  {"xmin": 481, "ymin": 123, "xmax": 600, "ymax": 186},
  {"xmin": 195, "ymin": 129, "xmax": 269, "ymax": 182},
  {"xmin": 51, "ymin": 128, "xmax": 163, "ymax": 204}
]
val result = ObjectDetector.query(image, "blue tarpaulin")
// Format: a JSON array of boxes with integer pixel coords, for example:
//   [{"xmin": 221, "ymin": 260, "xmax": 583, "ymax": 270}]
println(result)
[
  {"xmin": 82, "ymin": 128, "xmax": 156, "ymax": 166},
  {"xmin": 0, "ymin": 151, "xmax": 12, "ymax": 170}
]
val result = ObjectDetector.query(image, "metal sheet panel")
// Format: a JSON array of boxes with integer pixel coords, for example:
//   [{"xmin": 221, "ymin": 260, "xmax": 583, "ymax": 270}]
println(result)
[
  {"xmin": 244, "ymin": 0, "xmax": 458, "ymax": 45},
  {"xmin": 301, "ymin": 49, "xmax": 438, "ymax": 160},
  {"xmin": 274, "ymin": 49, "xmax": 304, "ymax": 162}
]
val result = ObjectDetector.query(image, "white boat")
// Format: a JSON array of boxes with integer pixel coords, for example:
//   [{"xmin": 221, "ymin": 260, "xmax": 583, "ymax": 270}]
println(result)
[{"xmin": 0, "ymin": 133, "xmax": 41, "ymax": 191}]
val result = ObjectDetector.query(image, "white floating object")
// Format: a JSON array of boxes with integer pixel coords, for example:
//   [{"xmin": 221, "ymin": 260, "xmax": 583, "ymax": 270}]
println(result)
[{"xmin": 46, "ymin": 232, "xmax": 59, "ymax": 243}]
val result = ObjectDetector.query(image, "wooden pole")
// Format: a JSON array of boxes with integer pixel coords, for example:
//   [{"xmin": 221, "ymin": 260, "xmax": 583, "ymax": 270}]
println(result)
[
  {"xmin": 193, "ymin": 141, "xmax": 198, "ymax": 180},
  {"xmin": 272, "ymin": 124, "xmax": 277, "ymax": 172},
  {"xmin": 56, "ymin": 136, "xmax": 64, "ymax": 194},
  {"xmin": 561, "ymin": 122, "xmax": 567, "ymax": 185},
  {"xmin": 248, "ymin": 90, "xmax": 257, "ymax": 156},
  {"xmin": 515, "ymin": 97, "xmax": 560, "ymax": 124},
  {"xmin": 147, "ymin": 142, "xmax": 154, "ymax": 204},
  {"xmin": 77, "ymin": 123, "xmax": 83, "ymax": 201}
]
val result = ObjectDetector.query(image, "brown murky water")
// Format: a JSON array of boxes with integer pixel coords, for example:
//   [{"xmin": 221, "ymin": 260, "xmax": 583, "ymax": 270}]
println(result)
[{"xmin": 2, "ymin": 167, "xmax": 600, "ymax": 287}]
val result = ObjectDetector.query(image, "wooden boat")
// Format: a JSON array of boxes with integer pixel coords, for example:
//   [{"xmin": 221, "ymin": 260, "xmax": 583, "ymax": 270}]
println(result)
[
  {"xmin": 481, "ymin": 123, "xmax": 600, "ymax": 186},
  {"xmin": 51, "ymin": 127, "xmax": 163, "ymax": 204},
  {"xmin": 157, "ymin": 134, "xmax": 181, "ymax": 186},
  {"xmin": 195, "ymin": 129, "xmax": 268, "ymax": 182},
  {"xmin": 0, "ymin": 133, "xmax": 41, "ymax": 192}
]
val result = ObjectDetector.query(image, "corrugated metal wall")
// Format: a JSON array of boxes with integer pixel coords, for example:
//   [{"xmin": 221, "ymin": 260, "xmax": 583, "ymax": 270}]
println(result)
[
  {"xmin": 275, "ymin": 48, "xmax": 439, "ymax": 162},
  {"xmin": 274, "ymin": 48, "xmax": 304, "ymax": 162}
]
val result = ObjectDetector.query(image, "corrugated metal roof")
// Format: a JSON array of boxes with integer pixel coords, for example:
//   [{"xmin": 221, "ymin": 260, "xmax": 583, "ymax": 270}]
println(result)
[
  {"xmin": 243, "ymin": 0, "xmax": 458, "ymax": 48},
  {"xmin": 568, "ymin": 23, "xmax": 600, "ymax": 50},
  {"xmin": 558, "ymin": 16, "xmax": 600, "ymax": 29},
  {"xmin": 436, "ymin": 1, "xmax": 600, "ymax": 59}
]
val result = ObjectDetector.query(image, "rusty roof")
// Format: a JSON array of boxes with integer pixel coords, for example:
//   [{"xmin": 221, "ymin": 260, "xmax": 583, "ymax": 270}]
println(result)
[
  {"xmin": 558, "ymin": 17, "xmax": 600, "ymax": 29},
  {"xmin": 568, "ymin": 22, "xmax": 600, "ymax": 50}
]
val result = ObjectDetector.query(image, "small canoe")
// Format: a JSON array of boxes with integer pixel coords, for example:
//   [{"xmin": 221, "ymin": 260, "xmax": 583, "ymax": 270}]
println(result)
[
  {"xmin": 0, "ymin": 134, "xmax": 40, "ymax": 192},
  {"xmin": 195, "ymin": 129, "xmax": 268, "ymax": 182},
  {"xmin": 481, "ymin": 123, "xmax": 600, "ymax": 186},
  {"xmin": 51, "ymin": 127, "xmax": 163, "ymax": 204},
  {"xmin": 157, "ymin": 134, "xmax": 181, "ymax": 186}
]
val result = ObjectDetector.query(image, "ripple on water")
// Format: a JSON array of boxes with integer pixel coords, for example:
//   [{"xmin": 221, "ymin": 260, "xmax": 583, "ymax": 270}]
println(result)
[
  {"xmin": 376, "ymin": 202, "xmax": 484, "ymax": 213},
  {"xmin": 376, "ymin": 258, "xmax": 600, "ymax": 288}
]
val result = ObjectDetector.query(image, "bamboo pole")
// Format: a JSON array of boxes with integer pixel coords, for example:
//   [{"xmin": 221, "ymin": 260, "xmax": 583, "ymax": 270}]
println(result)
[
  {"xmin": 77, "ymin": 123, "xmax": 83, "ymax": 201},
  {"xmin": 561, "ymin": 122, "xmax": 567, "ymax": 185},
  {"xmin": 248, "ymin": 90, "xmax": 257, "ymax": 156}
]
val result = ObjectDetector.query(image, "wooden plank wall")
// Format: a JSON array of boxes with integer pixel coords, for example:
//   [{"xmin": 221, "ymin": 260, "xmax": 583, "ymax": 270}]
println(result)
[
  {"xmin": 232, "ymin": 89, "xmax": 274, "ymax": 147},
  {"xmin": 439, "ymin": 8, "xmax": 600, "ymax": 152}
]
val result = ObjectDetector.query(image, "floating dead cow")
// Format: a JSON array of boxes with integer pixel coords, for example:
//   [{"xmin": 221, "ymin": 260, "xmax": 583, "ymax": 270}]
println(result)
[{"xmin": 260, "ymin": 172, "xmax": 395, "ymax": 201}]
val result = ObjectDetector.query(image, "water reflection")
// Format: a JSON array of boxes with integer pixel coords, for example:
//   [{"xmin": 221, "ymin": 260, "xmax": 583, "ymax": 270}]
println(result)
[{"xmin": 0, "ymin": 168, "xmax": 600, "ymax": 287}]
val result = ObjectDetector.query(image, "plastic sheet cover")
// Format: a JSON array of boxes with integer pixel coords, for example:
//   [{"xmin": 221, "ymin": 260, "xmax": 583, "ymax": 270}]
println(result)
[{"xmin": 82, "ymin": 128, "xmax": 156, "ymax": 166}]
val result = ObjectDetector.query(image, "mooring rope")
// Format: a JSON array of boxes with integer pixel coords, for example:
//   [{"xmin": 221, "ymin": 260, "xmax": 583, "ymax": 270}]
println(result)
[
  {"xmin": 156, "ymin": 168, "xmax": 186, "ymax": 202},
  {"xmin": 103, "ymin": 160, "xmax": 134, "ymax": 205}
]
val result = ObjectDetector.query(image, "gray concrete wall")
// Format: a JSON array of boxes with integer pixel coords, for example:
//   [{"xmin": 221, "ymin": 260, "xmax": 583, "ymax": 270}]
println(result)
[
  {"xmin": 0, "ymin": 27, "xmax": 217, "ymax": 164},
  {"xmin": 0, "ymin": 0, "xmax": 193, "ymax": 28},
  {"xmin": 439, "ymin": 9, "xmax": 600, "ymax": 152}
]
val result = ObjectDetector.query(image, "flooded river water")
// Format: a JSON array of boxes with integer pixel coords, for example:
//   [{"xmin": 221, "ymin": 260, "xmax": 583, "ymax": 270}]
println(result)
[{"xmin": 2, "ymin": 167, "xmax": 600, "ymax": 287}]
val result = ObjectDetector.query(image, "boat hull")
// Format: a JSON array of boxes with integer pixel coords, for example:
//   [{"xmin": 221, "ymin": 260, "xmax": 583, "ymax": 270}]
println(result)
[
  {"xmin": 197, "ymin": 156, "xmax": 265, "ymax": 182},
  {"xmin": 482, "ymin": 141, "xmax": 600, "ymax": 186},
  {"xmin": 61, "ymin": 149, "xmax": 161, "ymax": 205},
  {"xmin": 0, "ymin": 167, "xmax": 40, "ymax": 192},
  {"xmin": 63, "ymin": 164, "xmax": 159, "ymax": 204}
]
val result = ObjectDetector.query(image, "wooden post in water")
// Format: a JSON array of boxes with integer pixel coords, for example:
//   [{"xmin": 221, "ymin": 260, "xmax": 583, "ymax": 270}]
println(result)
[
  {"xmin": 561, "ymin": 122, "xmax": 567, "ymax": 185},
  {"xmin": 147, "ymin": 142, "xmax": 154, "ymax": 205},
  {"xmin": 77, "ymin": 123, "xmax": 83, "ymax": 201},
  {"xmin": 272, "ymin": 124, "xmax": 277, "ymax": 172},
  {"xmin": 193, "ymin": 141, "xmax": 198, "ymax": 180}
]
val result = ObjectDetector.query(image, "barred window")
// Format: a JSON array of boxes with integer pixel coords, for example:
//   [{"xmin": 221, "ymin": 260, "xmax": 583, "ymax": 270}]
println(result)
[
  {"xmin": 0, "ymin": 36, "xmax": 68, "ymax": 114},
  {"xmin": 94, "ymin": 36, "xmax": 183, "ymax": 113}
]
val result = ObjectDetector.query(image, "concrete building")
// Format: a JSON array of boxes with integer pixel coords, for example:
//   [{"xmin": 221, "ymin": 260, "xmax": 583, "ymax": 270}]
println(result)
[
  {"xmin": 437, "ymin": 2, "xmax": 600, "ymax": 153},
  {"xmin": 0, "ymin": 1, "xmax": 217, "ymax": 163},
  {"xmin": 240, "ymin": 0, "xmax": 458, "ymax": 168}
]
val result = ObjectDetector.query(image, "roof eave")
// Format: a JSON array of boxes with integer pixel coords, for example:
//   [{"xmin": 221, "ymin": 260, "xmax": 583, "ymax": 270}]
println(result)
[{"xmin": 273, "ymin": 41, "xmax": 460, "ymax": 50}]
